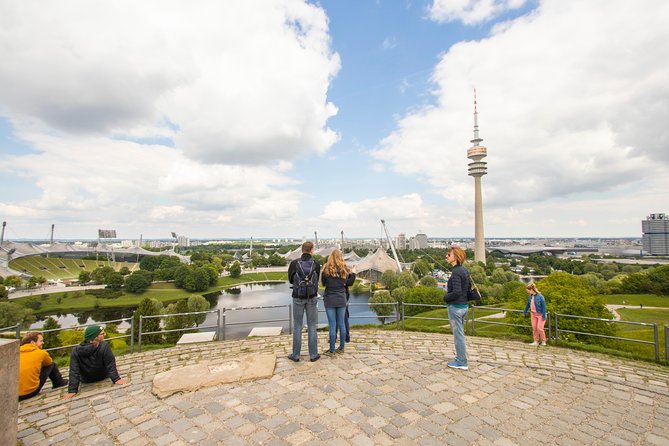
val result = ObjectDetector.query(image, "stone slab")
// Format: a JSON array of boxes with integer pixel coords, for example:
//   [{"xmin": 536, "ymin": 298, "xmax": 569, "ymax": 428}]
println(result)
[
  {"xmin": 248, "ymin": 327, "xmax": 282, "ymax": 337},
  {"xmin": 0, "ymin": 338, "xmax": 19, "ymax": 446},
  {"xmin": 176, "ymin": 332, "xmax": 216, "ymax": 345},
  {"xmin": 151, "ymin": 353, "xmax": 276, "ymax": 399}
]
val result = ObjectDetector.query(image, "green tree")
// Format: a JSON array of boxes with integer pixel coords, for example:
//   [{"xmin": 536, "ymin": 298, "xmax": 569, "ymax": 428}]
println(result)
[
  {"xmin": 164, "ymin": 299, "xmax": 192, "ymax": 343},
  {"xmin": 0, "ymin": 302, "xmax": 35, "ymax": 327},
  {"xmin": 119, "ymin": 266, "xmax": 131, "ymax": 275},
  {"xmin": 4, "ymin": 275, "xmax": 22, "ymax": 289},
  {"xmin": 391, "ymin": 286, "xmax": 408, "ymax": 304},
  {"xmin": 105, "ymin": 272, "xmax": 125, "ymax": 290},
  {"xmin": 397, "ymin": 270, "xmax": 417, "ymax": 289},
  {"xmin": 413, "ymin": 260, "xmax": 431, "ymax": 278},
  {"xmin": 125, "ymin": 270, "xmax": 153, "ymax": 293},
  {"xmin": 648, "ymin": 265, "xmax": 669, "ymax": 295},
  {"xmin": 0, "ymin": 285, "xmax": 7, "ymax": 299},
  {"xmin": 133, "ymin": 297, "xmax": 163, "ymax": 344},
  {"xmin": 368, "ymin": 290, "xmax": 396, "ymax": 324},
  {"xmin": 42, "ymin": 317, "xmax": 61, "ymax": 351},
  {"xmin": 380, "ymin": 270, "xmax": 397, "ymax": 290},
  {"xmin": 78, "ymin": 270, "xmax": 91, "ymax": 284},
  {"xmin": 491, "ymin": 268, "xmax": 509, "ymax": 284},
  {"xmin": 91, "ymin": 266, "xmax": 115, "ymax": 284},
  {"xmin": 467, "ymin": 265, "xmax": 487, "ymax": 285},
  {"xmin": 418, "ymin": 276, "xmax": 438, "ymax": 287},
  {"xmin": 187, "ymin": 295, "xmax": 211, "ymax": 326},
  {"xmin": 229, "ymin": 261, "xmax": 242, "ymax": 278}
]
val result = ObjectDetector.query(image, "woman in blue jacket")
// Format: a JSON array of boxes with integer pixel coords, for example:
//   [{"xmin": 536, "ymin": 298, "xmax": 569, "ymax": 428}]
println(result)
[
  {"xmin": 321, "ymin": 250, "xmax": 356, "ymax": 354},
  {"xmin": 522, "ymin": 283, "xmax": 547, "ymax": 346},
  {"xmin": 443, "ymin": 246, "xmax": 471, "ymax": 370}
]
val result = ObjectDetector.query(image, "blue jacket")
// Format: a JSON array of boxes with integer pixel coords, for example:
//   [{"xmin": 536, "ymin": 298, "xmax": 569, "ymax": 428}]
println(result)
[
  {"xmin": 444, "ymin": 265, "xmax": 470, "ymax": 305},
  {"xmin": 523, "ymin": 293, "xmax": 546, "ymax": 320}
]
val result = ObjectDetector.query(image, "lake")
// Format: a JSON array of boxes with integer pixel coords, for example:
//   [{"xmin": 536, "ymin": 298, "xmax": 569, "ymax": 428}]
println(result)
[{"xmin": 29, "ymin": 282, "xmax": 384, "ymax": 339}]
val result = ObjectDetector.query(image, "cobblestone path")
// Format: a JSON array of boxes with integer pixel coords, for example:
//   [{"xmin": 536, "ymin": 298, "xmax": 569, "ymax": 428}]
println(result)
[{"xmin": 17, "ymin": 330, "xmax": 669, "ymax": 445}]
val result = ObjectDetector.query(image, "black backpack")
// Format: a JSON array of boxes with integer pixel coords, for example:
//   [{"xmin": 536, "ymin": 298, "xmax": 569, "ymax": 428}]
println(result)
[{"xmin": 293, "ymin": 260, "xmax": 317, "ymax": 298}]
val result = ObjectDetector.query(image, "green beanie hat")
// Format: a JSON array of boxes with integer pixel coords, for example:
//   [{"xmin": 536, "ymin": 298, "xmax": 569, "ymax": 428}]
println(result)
[{"xmin": 84, "ymin": 325, "xmax": 102, "ymax": 342}]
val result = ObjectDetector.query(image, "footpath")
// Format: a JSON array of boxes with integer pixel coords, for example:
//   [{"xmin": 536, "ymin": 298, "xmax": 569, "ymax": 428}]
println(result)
[{"xmin": 17, "ymin": 330, "xmax": 669, "ymax": 446}]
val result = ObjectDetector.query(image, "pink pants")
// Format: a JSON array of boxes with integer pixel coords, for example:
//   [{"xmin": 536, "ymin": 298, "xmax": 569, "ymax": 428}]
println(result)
[{"xmin": 531, "ymin": 312, "xmax": 546, "ymax": 342}]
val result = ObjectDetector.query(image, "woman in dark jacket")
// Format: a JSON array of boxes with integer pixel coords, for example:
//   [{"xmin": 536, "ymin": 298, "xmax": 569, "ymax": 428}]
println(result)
[
  {"xmin": 321, "ymin": 249, "xmax": 356, "ymax": 354},
  {"xmin": 444, "ymin": 246, "xmax": 470, "ymax": 370}
]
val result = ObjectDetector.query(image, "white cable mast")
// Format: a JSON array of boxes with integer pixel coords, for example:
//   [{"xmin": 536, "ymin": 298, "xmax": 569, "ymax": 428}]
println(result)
[{"xmin": 380, "ymin": 219, "xmax": 402, "ymax": 272}]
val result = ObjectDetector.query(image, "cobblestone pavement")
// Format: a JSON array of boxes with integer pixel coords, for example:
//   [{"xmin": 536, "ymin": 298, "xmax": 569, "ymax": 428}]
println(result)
[{"xmin": 17, "ymin": 330, "xmax": 669, "ymax": 445}]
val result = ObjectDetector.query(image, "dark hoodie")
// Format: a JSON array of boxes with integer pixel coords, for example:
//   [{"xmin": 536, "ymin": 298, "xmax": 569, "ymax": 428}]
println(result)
[{"xmin": 67, "ymin": 340, "xmax": 121, "ymax": 394}]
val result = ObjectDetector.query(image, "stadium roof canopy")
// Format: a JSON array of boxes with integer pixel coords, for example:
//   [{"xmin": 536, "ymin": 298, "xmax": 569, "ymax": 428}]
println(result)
[{"xmin": 0, "ymin": 240, "xmax": 189, "ymax": 267}]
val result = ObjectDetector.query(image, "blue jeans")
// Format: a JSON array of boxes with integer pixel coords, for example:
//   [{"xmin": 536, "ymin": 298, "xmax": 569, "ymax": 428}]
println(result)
[
  {"xmin": 325, "ymin": 306, "xmax": 347, "ymax": 352},
  {"xmin": 292, "ymin": 297, "xmax": 319, "ymax": 359},
  {"xmin": 448, "ymin": 305, "xmax": 468, "ymax": 364}
]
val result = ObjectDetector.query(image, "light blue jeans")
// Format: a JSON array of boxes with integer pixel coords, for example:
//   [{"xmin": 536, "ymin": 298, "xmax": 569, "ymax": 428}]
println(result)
[
  {"xmin": 448, "ymin": 305, "xmax": 468, "ymax": 364},
  {"xmin": 292, "ymin": 297, "xmax": 319, "ymax": 359},
  {"xmin": 325, "ymin": 306, "xmax": 347, "ymax": 352}
]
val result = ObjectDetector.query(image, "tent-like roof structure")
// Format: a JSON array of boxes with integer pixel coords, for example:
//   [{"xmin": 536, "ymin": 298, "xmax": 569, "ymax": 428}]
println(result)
[
  {"xmin": 283, "ymin": 246, "xmax": 303, "ymax": 261},
  {"xmin": 354, "ymin": 248, "xmax": 400, "ymax": 281},
  {"xmin": 343, "ymin": 251, "xmax": 361, "ymax": 263},
  {"xmin": 315, "ymin": 246, "xmax": 337, "ymax": 257}
]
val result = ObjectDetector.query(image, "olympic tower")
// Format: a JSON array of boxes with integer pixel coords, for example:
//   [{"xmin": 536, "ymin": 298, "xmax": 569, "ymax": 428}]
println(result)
[{"xmin": 467, "ymin": 90, "xmax": 487, "ymax": 263}]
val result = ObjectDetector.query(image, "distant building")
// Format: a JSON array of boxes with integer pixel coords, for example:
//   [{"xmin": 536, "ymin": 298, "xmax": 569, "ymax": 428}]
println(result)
[
  {"xmin": 396, "ymin": 233, "xmax": 406, "ymax": 250},
  {"xmin": 177, "ymin": 235, "xmax": 190, "ymax": 247},
  {"xmin": 642, "ymin": 213, "xmax": 669, "ymax": 255},
  {"xmin": 409, "ymin": 233, "xmax": 428, "ymax": 250}
]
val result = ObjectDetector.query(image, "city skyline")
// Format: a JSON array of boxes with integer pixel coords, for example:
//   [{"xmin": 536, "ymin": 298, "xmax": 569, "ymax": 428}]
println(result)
[{"xmin": 1, "ymin": 1, "xmax": 668, "ymax": 240}]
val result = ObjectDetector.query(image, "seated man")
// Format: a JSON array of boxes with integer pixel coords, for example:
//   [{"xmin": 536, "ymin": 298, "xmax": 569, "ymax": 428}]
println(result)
[
  {"xmin": 63, "ymin": 325, "xmax": 126, "ymax": 399},
  {"xmin": 19, "ymin": 332, "xmax": 68, "ymax": 400}
]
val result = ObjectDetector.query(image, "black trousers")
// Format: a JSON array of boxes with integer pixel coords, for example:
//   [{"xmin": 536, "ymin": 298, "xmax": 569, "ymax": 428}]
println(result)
[{"xmin": 19, "ymin": 362, "xmax": 65, "ymax": 401}]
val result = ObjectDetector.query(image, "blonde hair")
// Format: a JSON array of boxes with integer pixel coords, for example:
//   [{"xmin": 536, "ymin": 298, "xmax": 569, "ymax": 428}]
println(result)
[
  {"xmin": 323, "ymin": 249, "xmax": 350, "ymax": 279},
  {"xmin": 526, "ymin": 283, "xmax": 539, "ymax": 294},
  {"xmin": 447, "ymin": 246, "xmax": 466, "ymax": 265}
]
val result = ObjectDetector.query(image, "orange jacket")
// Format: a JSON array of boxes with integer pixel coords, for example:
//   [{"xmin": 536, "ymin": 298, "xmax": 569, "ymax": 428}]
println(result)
[{"xmin": 19, "ymin": 344, "xmax": 53, "ymax": 396}]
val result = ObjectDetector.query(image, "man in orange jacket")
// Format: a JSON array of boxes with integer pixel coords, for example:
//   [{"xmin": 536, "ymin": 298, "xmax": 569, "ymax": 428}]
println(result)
[{"xmin": 19, "ymin": 332, "xmax": 68, "ymax": 400}]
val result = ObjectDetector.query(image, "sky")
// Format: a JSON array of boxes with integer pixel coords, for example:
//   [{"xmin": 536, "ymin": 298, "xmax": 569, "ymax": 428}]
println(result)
[{"xmin": 1, "ymin": 0, "xmax": 668, "ymax": 241}]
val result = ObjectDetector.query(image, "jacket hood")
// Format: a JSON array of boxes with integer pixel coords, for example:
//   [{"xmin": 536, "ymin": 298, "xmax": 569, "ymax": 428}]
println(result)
[
  {"xmin": 19, "ymin": 344, "xmax": 39, "ymax": 353},
  {"xmin": 76, "ymin": 341, "xmax": 100, "ymax": 358}
]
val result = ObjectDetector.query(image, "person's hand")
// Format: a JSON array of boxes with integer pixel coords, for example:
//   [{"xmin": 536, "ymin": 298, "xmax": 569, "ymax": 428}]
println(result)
[
  {"xmin": 115, "ymin": 378, "xmax": 127, "ymax": 385},
  {"xmin": 62, "ymin": 393, "xmax": 76, "ymax": 400}
]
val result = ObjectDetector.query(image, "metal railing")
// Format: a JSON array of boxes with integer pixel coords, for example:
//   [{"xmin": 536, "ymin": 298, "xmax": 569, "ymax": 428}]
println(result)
[
  {"xmin": 4, "ymin": 302, "xmax": 668, "ymax": 363},
  {"xmin": 471, "ymin": 306, "xmax": 552, "ymax": 341},
  {"xmin": 0, "ymin": 323, "xmax": 21, "ymax": 339},
  {"xmin": 41, "ymin": 318, "xmax": 135, "ymax": 354},
  {"xmin": 138, "ymin": 309, "xmax": 221, "ymax": 352},
  {"xmin": 220, "ymin": 304, "xmax": 291, "ymax": 341},
  {"xmin": 554, "ymin": 312, "xmax": 660, "ymax": 361}
]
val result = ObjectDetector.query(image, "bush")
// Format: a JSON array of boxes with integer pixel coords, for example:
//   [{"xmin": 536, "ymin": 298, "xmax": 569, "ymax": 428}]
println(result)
[{"xmin": 403, "ymin": 286, "xmax": 445, "ymax": 317}]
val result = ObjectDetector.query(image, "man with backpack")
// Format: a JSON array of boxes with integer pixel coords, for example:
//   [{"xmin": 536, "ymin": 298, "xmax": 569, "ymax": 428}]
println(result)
[{"xmin": 287, "ymin": 241, "xmax": 321, "ymax": 362}]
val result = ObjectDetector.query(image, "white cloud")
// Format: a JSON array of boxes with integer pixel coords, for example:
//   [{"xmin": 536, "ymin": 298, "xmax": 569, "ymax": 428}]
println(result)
[
  {"xmin": 428, "ymin": 0, "xmax": 527, "ymax": 25},
  {"xmin": 374, "ymin": 0, "xmax": 669, "ymax": 234},
  {"xmin": 0, "ymin": 0, "xmax": 340, "ymax": 165}
]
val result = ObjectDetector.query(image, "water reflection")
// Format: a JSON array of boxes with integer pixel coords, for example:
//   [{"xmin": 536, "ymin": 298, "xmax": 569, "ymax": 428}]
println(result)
[{"xmin": 30, "ymin": 282, "xmax": 380, "ymax": 340}]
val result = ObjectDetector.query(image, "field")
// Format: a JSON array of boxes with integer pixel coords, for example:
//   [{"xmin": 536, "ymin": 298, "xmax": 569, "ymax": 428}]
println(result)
[{"xmin": 9, "ymin": 256, "xmax": 139, "ymax": 280}]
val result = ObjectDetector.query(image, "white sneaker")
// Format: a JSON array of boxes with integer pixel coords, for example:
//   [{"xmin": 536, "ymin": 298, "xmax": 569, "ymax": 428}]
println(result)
[
  {"xmin": 529, "ymin": 341, "xmax": 539, "ymax": 346},
  {"xmin": 540, "ymin": 341, "xmax": 546, "ymax": 346}
]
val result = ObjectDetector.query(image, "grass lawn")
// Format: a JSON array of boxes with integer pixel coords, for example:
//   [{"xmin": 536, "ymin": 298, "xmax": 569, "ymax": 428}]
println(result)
[{"xmin": 603, "ymin": 294, "xmax": 669, "ymax": 307}]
